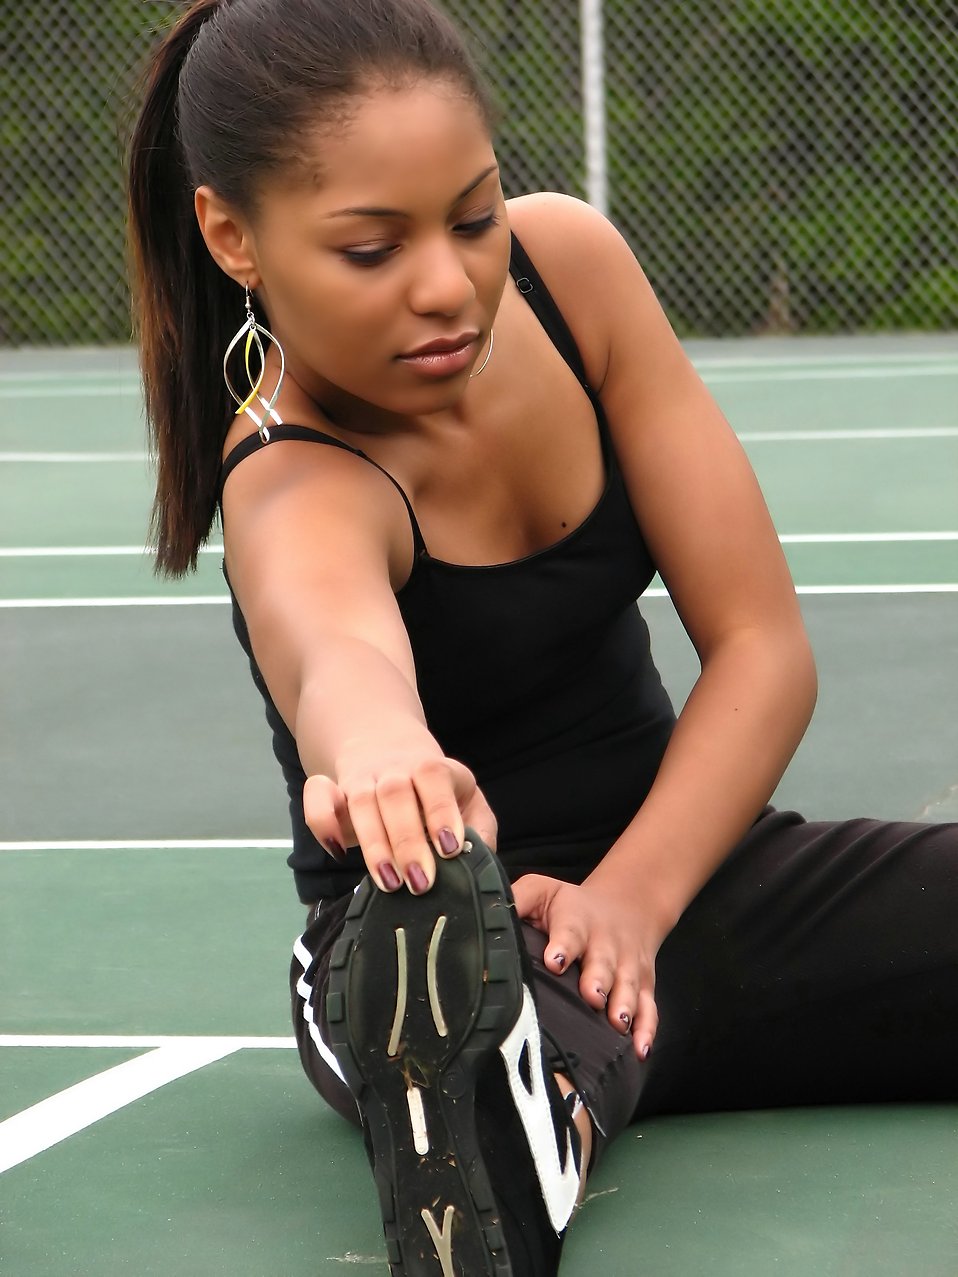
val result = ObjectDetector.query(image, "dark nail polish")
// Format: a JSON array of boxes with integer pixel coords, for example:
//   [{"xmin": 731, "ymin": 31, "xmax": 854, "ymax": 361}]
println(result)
[
  {"xmin": 640, "ymin": 1042, "xmax": 652, "ymax": 1060},
  {"xmin": 437, "ymin": 827, "xmax": 460, "ymax": 856},
  {"xmin": 553, "ymin": 953, "xmax": 567, "ymax": 972},
  {"xmin": 407, "ymin": 863, "xmax": 430, "ymax": 895},
  {"xmin": 379, "ymin": 863, "xmax": 401, "ymax": 892},
  {"xmin": 324, "ymin": 838, "xmax": 346, "ymax": 860},
  {"xmin": 619, "ymin": 1012, "xmax": 631, "ymax": 1028}
]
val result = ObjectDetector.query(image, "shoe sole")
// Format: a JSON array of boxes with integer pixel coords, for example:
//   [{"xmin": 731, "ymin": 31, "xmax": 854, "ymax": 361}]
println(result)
[{"xmin": 325, "ymin": 836, "xmax": 524, "ymax": 1276}]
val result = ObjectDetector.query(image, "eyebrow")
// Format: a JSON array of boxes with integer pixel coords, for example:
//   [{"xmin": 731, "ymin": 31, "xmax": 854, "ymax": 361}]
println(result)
[{"xmin": 325, "ymin": 164, "xmax": 499, "ymax": 220}]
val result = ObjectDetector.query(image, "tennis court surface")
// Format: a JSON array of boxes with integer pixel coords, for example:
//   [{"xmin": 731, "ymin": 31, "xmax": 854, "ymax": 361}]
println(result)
[{"xmin": 2, "ymin": 335, "xmax": 956, "ymax": 1275}]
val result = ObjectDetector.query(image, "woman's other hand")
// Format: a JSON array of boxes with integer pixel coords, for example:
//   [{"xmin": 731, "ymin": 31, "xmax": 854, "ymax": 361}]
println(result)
[
  {"xmin": 304, "ymin": 749, "xmax": 497, "ymax": 894},
  {"xmin": 512, "ymin": 872, "xmax": 660, "ymax": 1060}
]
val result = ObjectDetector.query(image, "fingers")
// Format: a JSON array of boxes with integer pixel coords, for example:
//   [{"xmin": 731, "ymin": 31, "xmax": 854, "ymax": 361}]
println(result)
[
  {"xmin": 303, "ymin": 757, "xmax": 482, "ymax": 894},
  {"xmin": 513, "ymin": 878, "xmax": 586, "ymax": 980},
  {"xmin": 586, "ymin": 957, "xmax": 657, "ymax": 1058},
  {"xmin": 631, "ymin": 989, "xmax": 659, "ymax": 1060},
  {"xmin": 578, "ymin": 946, "xmax": 618, "ymax": 1016},
  {"xmin": 511, "ymin": 874, "xmax": 559, "ymax": 929},
  {"xmin": 551, "ymin": 924, "xmax": 659, "ymax": 1058},
  {"xmin": 369, "ymin": 772, "xmax": 436, "ymax": 893},
  {"xmin": 458, "ymin": 778, "xmax": 498, "ymax": 852},
  {"xmin": 302, "ymin": 774, "xmax": 353, "ymax": 860}
]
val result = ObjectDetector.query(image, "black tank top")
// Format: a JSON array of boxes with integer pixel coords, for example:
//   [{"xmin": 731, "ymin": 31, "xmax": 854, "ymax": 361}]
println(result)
[{"xmin": 220, "ymin": 234, "xmax": 676, "ymax": 901}]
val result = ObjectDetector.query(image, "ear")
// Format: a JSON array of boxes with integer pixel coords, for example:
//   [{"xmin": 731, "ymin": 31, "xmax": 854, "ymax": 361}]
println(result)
[{"xmin": 194, "ymin": 185, "xmax": 261, "ymax": 288}]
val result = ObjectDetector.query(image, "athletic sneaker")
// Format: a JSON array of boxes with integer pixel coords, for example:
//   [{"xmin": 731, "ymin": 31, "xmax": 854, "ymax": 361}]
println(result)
[{"xmin": 325, "ymin": 830, "xmax": 584, "ymax": 1276}]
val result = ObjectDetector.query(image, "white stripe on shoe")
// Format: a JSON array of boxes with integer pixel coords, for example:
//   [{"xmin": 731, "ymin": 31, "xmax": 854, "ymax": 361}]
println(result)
[
  {"xmin": 499, "ymin": 985, "xmax": 581, "ymax": 1233},
  {"xmin": 426, "ymin": 915, "xmax": 450, "ymax": 1038},
  {"xmin": 387, "ymin": 927, "xmax": 409, "ymax": 1058},
  {"xmin": 421, "ymin": 1204, "xmax": 456, "ymax": 1277},
  {"xmin": 292, "ymin": 934, "xmax": 348, "ymax": 1086},
  {"xmin": 406, "ymin": 1082, "xmax": 430, "ymax": 1155}
]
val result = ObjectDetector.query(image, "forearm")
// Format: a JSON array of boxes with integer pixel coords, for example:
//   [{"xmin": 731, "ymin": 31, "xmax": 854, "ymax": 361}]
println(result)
[
  {"xmin": 588, "ymin": 625, "xmax": 817, "ymax": 936},
  {"xmin": 290, "ymin": 633, "xmax": 497, "ymax": 877},
  {"xmin": 293, "ymin": 635, "xmax": 438, "ymax": 779}
]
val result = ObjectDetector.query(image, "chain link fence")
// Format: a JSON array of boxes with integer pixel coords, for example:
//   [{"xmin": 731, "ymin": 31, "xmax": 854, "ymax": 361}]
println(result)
[{"xmin": 2, "ymin": 0, "xmax": 956, "ymax": 344}]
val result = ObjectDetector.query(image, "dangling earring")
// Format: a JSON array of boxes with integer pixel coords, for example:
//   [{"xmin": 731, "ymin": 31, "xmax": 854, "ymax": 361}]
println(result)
[
  {"xmin": 223, "ymin": 284, "xmax": 286, "ymax": 443},
  {"xmin": 470, "ymin": 329, "xmax": 494, "ymax": 378}
]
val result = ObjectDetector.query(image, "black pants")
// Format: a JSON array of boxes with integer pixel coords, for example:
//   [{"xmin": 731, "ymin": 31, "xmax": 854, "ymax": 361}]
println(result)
[{"xmin": 290, "ymin": 809, "xmax": 958, "ymax": 1165}]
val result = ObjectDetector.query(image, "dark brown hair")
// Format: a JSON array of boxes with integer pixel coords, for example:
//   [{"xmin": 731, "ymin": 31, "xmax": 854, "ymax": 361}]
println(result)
[{"xmin": 128, "ymin": 0, "xmax": 492, "ymax": 575}]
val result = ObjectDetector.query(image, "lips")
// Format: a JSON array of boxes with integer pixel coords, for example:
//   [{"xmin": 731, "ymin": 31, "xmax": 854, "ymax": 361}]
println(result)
[
  {"xmin": 396, "ymin": 331, "xmax": 483, "ymax": 380},
  {"xmin": 400, "ymin": 331, "xmax": 479, "ymax": 359}
]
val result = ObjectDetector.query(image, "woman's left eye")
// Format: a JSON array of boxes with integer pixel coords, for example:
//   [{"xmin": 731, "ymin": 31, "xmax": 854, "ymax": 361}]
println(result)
[
  {"xmin": 455, "ymin": 213, "xmax": 500, "ymax": 236},
  {"xmin": 342, "ymin": 246, "xmax": 395, "ymax": 267},
  {"xmin": 341, "ymin": 214, "xmax": 499, "ymax": 267}
]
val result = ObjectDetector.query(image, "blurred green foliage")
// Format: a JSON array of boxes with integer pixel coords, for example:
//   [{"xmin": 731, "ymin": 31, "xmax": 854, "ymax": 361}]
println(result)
[
  {"xmin": 0, "ymin": 0, "xmax": 954, "ymax": 343},
  {"xmin": 605, "ymin": 0, "xmax": 958, "ymax": 333}
]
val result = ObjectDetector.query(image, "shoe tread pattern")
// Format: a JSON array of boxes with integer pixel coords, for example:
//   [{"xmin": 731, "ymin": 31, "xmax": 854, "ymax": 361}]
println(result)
[{"xmin": 325, "ymin": 836, "xmax": 524, "ymax": 1276}]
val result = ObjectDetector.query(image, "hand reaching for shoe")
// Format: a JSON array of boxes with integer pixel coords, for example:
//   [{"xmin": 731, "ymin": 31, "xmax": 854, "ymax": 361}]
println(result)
[
  {"xmin": 303, "ymin": 741, "xmax": 497, "ymax": 895},
  {"xmin": 511, "ymin": 874, "xmax": 661, "ymax": 1060}
]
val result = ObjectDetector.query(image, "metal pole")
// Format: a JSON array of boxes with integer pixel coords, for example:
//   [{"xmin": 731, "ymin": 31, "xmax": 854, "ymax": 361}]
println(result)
[{"xmin": 580, "ymin": 0, "xmax": 608, "ymax": 216}]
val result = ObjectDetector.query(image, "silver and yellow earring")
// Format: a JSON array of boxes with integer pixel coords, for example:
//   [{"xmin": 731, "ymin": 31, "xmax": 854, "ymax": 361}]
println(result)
[{"xmin": 223, "ymin": 284, "xmax": 285, "ymax": 442}]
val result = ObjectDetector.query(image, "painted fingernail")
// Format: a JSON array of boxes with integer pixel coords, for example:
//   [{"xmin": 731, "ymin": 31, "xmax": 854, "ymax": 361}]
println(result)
[
  {"xmin": 596, "ymin": 988, "xmax": 608, "ymax": 1006},
  {"xmin": 619, "ymin": 1012, "xmax": 631, "ymax": 1029},
  {"xmin": 378, "ymin": 863, "xmax": 402, "ymax": 892},
  {"xmin": 324, "ymin": 838, "xmax": 346, "ymax": 861},
  {"xmin": 407, "ymin": 863, "xmax": 430, "ymax": 895},
  {"xmin": 553, "ymin": 953, "xmax": 567, "ymax": 972},
  {"xmin": 437, "ymin": 827, "xmax": 460, "ymax": 857},
  {"xmin": 640, "ymin": 1041, "xmax": 652, "ymax": 1060}
]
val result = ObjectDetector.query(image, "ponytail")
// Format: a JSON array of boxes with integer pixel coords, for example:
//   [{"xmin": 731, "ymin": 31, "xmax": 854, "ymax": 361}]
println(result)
[{"xmin": 128, "ymin": 0, "xmax": 238, "ymax": 576}]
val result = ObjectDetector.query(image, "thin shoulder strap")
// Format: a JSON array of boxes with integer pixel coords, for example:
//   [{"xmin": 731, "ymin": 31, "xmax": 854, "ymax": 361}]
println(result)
[
  {"xmin": 508, "ymin": 232, "xmax": 594, "ymax": 397},
  {"xmin": 219, "ymin": 424, "xmax": 427, "ymax": 557}
]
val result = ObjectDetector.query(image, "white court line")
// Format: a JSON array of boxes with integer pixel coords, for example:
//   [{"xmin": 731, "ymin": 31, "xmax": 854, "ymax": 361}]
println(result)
[
  {"xmin": 3, "ymin": 584, "xmax": 958, "ymax": 609},
  {"xmin": 705, "ymin": 365, "xmax": 958, "ymax": 384},
  {"xmin": 2, "ymin": 535, "xmax": 956, "ymax": 560},
  {"xmin": 0, "ymin": 595, "xmax": 232, "ymax": 607},
  {"xmin": 1, "ymin": 352, "xmax": 954, "ymax": 383},
  {"xmin": 738, "ymin": 427, "xmax": 958, "ymax": 441},
  {"xmin": 0, "ymin": 371, "xmax": 139, "ymax": 383},
  {"xmin": 0, "ymin": 451, "xmax": 147, "ymax": 462},
  {"xmin": 0, "ymin": 385, "xmax": 141, "ymax": 400},
  {"xmin": 0, "ymin": 1041, "xmax": 239, "ymax": 1175},
  {"xmin": 779, "ymin": 532, "xmax": 958, "ymax": 543},
  {"xmin": 0, "ymin": 839, "xmax": 293, "ymax": 852},
  {"xmin": 0, "ymin": 545, "xmax": 224, "ymax": 557},
  {"xmin": 0, "ymin": 362, "xmax": 952, "ymax": 406},
  {"xmin": 793, "ymin": 584, "xmax": 958, "ymax": 594},
  {"xmin": 693, "ymin": 353, "xmax": 958, "ymax": 370},
  {"xmin": 3, "ymin": 431, "xmax": 956, "ymax": 462},
  {"xmin": 0, "ymin": 1035, "xmax": 295, "ymax": 1048}
]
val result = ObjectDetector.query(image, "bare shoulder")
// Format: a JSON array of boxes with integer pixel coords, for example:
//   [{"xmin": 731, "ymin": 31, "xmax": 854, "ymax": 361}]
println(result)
[
  {"xmin": 505, "ymin": 193, "xmax": 659, "ymax": 389},
  {"xmin": 505, "ymin": 188, "xmax": 625, "ymax": 261},
  {"xmin": 221, "ymin": 434, "xmax": 414, "ymax": 595}
]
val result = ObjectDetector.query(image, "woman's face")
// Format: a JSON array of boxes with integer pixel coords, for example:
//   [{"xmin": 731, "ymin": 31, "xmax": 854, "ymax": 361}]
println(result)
[{"xmin": 247, "ymin": 78, "xmax": 511, "ymax": 423}]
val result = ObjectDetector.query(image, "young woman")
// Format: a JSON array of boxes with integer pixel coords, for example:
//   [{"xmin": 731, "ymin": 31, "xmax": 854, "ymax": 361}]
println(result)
[{"xmin": 128, "ymin": 1, "xmax": 957, "ymax": 1273}]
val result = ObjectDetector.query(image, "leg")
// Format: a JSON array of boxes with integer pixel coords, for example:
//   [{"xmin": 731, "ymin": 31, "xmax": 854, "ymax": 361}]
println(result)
[
  {"xmin": 291, "ymin": 884, "xmax": 647, "ymax": 1169},
  {"xmin": 289, "ymin": 836, "xmax": 614, "ymax": 1276},
  {"xmin": 290, "ymin": 895, "xmax": 360, "ymax": 1127},
  {"xmin": 636, "ymin": 809, "xmax": 958, "ymax": 1117}
]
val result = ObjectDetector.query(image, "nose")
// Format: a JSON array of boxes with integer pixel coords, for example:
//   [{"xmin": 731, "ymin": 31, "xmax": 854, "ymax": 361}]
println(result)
[{"xmin": 407, "ymin": 235, "xmax": 476, "ymax": 317}]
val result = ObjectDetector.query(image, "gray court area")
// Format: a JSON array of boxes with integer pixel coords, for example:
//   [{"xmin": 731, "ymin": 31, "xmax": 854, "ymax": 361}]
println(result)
[{"xmin": 1, "ymin": 336, "xmax": 956, "ymax": 1275}]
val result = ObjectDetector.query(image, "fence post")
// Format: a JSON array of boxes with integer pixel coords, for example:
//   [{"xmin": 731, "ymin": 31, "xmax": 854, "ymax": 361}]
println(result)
[{"xmin": 580, "ymin": 0, "xmax": 608, "ymax": 216}]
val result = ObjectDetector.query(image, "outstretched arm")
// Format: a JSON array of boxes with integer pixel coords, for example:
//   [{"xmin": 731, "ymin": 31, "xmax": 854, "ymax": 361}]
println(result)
[
  {"xmin": 508, "ymin": 195, "xmax": 817, "ymax": 1056},
  {"xmin": 222, "ymin": 438, "xmax": 496, "ymax": 895}
]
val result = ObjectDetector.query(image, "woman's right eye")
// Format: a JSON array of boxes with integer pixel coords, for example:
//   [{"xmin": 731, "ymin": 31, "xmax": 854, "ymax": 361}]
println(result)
[{"xmin": 342, "ymin": 245, "xmax": 396, "ymax": 267}]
